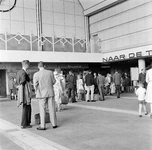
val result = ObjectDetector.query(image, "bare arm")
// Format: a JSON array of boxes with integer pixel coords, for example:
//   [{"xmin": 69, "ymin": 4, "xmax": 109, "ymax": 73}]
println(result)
[{"xmin": 51, "ymin": 72, "xmax": 56, "ymax": 85}]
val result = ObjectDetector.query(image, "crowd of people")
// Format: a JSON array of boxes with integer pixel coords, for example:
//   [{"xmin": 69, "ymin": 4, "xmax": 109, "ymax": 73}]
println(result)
[{"xmin": 9, "ymin": 60, "xmax": 152, "ymax": 130}]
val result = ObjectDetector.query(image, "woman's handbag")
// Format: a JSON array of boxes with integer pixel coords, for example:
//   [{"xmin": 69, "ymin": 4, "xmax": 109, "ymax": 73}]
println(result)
[{"xmin": 61, "ymin": 93, "xmax": 69, "ymax": 105}]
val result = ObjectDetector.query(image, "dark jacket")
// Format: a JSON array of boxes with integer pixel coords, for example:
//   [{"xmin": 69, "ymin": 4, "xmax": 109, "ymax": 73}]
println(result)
[
  {"xmin": 97, "ymin": 75, "xmax": 105, "ymax": 86},
  {"xmin": 139, "ymin": 73, "xmax": 146, "ymax": 84},
  {"xmin": 113, "ymin": 72, "xmax": 121, "ymax": 85},
  {"xmin": 17, "ymin": 69, "xmax": 31, "ymax": 106},
  {"xmin": 66, "ymin": 74, "xmax": 76, "ymax": 89},
  {"xmin": 17, "ymin": 69, "xmax": 30, "ymax": 86},
  {"xmin": 85, "ymin": 74, "xmax": 94, "ymax": 86}
]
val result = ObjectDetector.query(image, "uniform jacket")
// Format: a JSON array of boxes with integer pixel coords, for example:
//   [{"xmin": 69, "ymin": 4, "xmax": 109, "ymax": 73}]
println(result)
[{"xmin": 33, "ymin": 69, "xmax": 56, "ymax": 98}]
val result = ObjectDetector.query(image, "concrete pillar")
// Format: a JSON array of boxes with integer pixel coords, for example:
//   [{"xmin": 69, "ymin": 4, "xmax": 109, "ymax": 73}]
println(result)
[
  {"xmin": 138, "ymin": 59, "xmax": 145, "ymax": 73},
  {"xmin": 36, "ymin": 0, "xmax": 43, "ymax": 51},
  {"xmin": 84, "ymin": 16, "xmax": 90, "ymax": 53}
]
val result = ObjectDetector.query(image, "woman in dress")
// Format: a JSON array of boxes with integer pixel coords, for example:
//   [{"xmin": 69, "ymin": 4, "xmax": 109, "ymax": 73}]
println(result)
[
  {"xmin": 54, "ymin": 71, "xmax": 64, "ymax": 112},
  {"xmin": 76, "ymin": 74, "xmax": 84, "ymax": 101},
  {"xmin": 145, "ymin": 63, "xmax": 152, "ymax": 118}
]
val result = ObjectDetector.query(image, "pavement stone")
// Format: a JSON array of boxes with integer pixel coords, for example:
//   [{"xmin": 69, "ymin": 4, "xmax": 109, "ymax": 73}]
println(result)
[
  {"xmin": 0, "ymin": 93, "xmax": 152, "ymax": 150},
  {"xmin": 0, "ymin": 133, "xmax": 24, "ymax": 150}
]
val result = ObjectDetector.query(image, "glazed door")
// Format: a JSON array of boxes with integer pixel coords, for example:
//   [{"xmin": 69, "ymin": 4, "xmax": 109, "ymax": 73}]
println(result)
[{"xmin": 0, "ymin": 70, "xmax": 6, "ymax": 97}]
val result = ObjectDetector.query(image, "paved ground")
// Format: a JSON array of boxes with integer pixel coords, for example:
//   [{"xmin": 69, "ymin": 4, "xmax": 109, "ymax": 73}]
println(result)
[{"xmin": 0, "ymin": 93, "xmax": 152, "ymax": 150}]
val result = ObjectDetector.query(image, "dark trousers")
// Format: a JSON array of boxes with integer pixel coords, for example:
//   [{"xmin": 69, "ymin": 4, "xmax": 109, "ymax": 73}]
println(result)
[
  {"xmin": 115, "ymin": 85, "xmax": 120, "ymax": 98},
  {"xmin": 105, "ymin": 85, "xmax": 110, "ymax": 95},
  {"xmin": 98, "ymin": 85, "xmax": 105, "ymax": 100},
  {"xmin": 10, "ymin": 89, "xmax": 13, "ymax": 100},
  {"xmin": 21, "ymin": 104, "xmax": 32, "ymax": 127},
  {"xmin": 68, "ymin": 88, "xmax": 75, "ymax": 102}
]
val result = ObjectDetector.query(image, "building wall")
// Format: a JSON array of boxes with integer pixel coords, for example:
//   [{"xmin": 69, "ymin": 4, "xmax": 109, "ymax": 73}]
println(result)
[
  {"xmin": 0, "ymin": 0, "xmax": 37, "ymax": 35},
  {"xmin": 0, "ymin": 0, "xmax": 85, "ymax": 52},
  {"xmin": 89, "ymin": 0, "xmax": 152, "ymax": 53},
  {"xmin": 42, "ymin": 0, "xmax": 84, "ymax": 39}
]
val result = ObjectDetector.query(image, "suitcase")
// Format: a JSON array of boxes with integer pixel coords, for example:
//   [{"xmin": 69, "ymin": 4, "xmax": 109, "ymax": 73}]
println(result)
[{"xmin": 35, "ymin": 112, "xmax": 50, "ymax": 125}]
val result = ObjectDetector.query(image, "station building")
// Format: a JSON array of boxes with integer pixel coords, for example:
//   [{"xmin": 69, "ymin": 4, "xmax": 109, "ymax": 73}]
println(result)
[{"xmin": 0, "ymin": 0, "xmax": 152, "ymax": 96}]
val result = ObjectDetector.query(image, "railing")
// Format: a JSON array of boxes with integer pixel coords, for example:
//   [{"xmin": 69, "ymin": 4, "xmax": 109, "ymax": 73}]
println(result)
[{"xmin": 0, "ymin": 32, "xmax": 101, "ymax": 52}]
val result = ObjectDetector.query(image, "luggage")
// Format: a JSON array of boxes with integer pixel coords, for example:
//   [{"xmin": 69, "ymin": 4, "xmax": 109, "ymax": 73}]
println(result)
[
  {"xmin": 61, "ymin": 94, "xmax": 69, "ymax": 105},
  {"xmin": 94, "ymin": 94, "xmax": 99, "ymax": 101},
  {"xmin": 35, "ymin": 112, "xmax": 50, "ymax": 125}
]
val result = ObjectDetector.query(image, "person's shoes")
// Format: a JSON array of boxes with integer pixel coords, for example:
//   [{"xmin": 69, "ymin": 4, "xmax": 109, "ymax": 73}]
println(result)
[
  {"xmin": 91, "ymin": 100, "xmax": 96, "ymax": 102},
  {"xmin": 86, "ymin": 100, "xmax": 90, "ymax": 102},
  {"xmin": 21, "ymin": 126, "xmax": 26, "ymax": 129},
  {"xmin": 26, "ymin": 125, "xmax": 32, "ymax": 128},
  {"xmin": 52, "ymin": 126, "xmax": 57, "ymax": 129},
  {"xmin": 139, "ymin": 115, "xmax": 142, "ymax": 117},
  {"xmin": 117, "ymin": 96, "xmax": 120, "ymax": 98},
  {"xmin": 145, "ymin": 112, "xmax": 148, "ymax": 115},
  {"xmin": 37, "ymin": 127, "xmax": 46, "ymax": 130}
]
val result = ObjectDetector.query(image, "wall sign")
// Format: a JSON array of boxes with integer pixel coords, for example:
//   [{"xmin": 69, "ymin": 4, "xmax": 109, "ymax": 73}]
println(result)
[
  {"xmin": 130, "ymin": 67, "xmax": 139, "ymax": 81},
  {"xmin": 103, "ymin": 50, "xmax": 152, "ymax": 62}
]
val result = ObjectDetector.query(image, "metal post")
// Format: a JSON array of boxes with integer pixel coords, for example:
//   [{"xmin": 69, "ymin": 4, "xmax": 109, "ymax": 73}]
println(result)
[
  {"xmin": 52, "ymin": 35, "xmax": 55, "ymax": 52},
  {"xmin": 72, "ymin": 37, "xmax": 75, "ymax": 52},
  {"xmin": 30, "ymin": 34, "xmax": 32, "ymax": 51},
  {"xmin": 5, "ymin": 32, "xmax": 7, "ymax": 50}
]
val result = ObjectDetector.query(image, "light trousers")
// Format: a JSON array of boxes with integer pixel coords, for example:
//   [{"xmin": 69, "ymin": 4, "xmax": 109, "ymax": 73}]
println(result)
[
  {"xmin": 38, "ymin": 97, "xmax": 57, "ymax": 128},
  {"xmin": 86, "ymin": 85, "xmax": 94, "ymax": 101}
]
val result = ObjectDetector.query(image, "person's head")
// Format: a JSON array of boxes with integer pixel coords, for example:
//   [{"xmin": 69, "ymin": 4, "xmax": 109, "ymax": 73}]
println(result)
[
  {"xmin": 69, "ymin": 70, "xmax": 73, "ymax": 75},
  {"xmin": 38, "ymin": 61, "xmax": 45, "ymax": 70},
  {"xmin": 141, "ymin": 69, "xmax": 145, "ymax": 74},
  {"xmin": 98, "ymin": 72, "xmax": 102, "ymax": 76},
  {"xmin": 93, "ymin": 72, "xmax": 97, "ymax": 77},
  {"xmin": 88, "ymin": 70, "xmax": 92, "ymax": 74},
  {"xmin": 138, "ymin": 82, "xmax": 144, "ymax": 88},
  {"xmin": 22, "ymin": 60, "xmax": 30, "ymax": 70},
  {"xmin": 77, "ymin": 74, "xmax": 81, "ymax": 79},
  {"xmin": 115, "ymin": 69, "xmax": 118, "ymax": 73}
]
